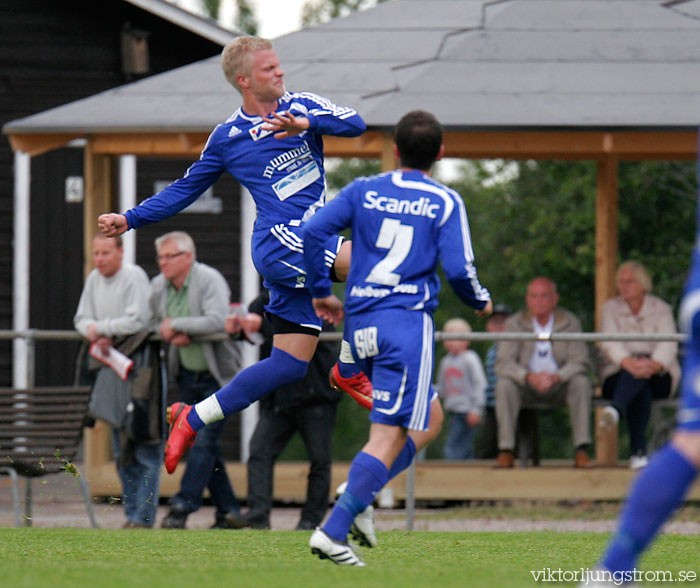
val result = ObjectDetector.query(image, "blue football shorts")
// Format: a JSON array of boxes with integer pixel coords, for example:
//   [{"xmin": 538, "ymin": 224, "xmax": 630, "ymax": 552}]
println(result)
[
  {"xmin": 346, "ymin": 308, "xmax": 435, "ymax": 431},
  {"xmin": 251, "ymin": 223, "xmax": 344, "ymax": 330}
]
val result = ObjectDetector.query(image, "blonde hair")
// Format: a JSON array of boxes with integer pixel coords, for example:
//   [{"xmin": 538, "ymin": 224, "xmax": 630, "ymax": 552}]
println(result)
[
  {"xmin": 616, "ymin": 260, "xmax": 652, "ymax": 293},
  {"xmin": 155, "ymin": 231, "xmax": 196, "ymax": 259},
  {"xmin": 443, "ymin": 318, "xmax": 472, "ymax": 333},
  {"xmin": 221, "ymin": 36, "xmax": 273, "ymax": 92}
]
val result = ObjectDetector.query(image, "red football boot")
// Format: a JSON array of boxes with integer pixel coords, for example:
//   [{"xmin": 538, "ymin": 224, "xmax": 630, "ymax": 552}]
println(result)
[
  {"xmin": 329, "ymin": 363, "xmax": 373, "ymax": 410},
  {"xmin": 164, "ymin": 402, "xmax": 197, "ymax": 474}
]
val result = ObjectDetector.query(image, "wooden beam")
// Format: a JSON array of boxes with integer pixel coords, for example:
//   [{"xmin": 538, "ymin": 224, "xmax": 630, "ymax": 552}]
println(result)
[
  {"xmin": 82, "ymin": 142, "xmax": 114, "ymax": 483},
  {"xmin": 595, "ymin": 153, "xmax": 619, "ymax": 330},
  {"xmin": 8, "ymin": 129, "xmax": 698, "ymax": 159},
  {"xmin": 90, "ymin": 133, "xmax": 209, "ymax": 156},
  {"xmin": 86, "ymin": 460, "xmax": 700, "ymax": 501},
  {"xmin": 7, "ymin": 133, "xmax": 81, "ymax": 156},
  {"xmin": 380, "ymin": 132, "xmax": 396, "ymax": 171},
  {"xmin": 442, "ymin": 130, "xmax": 699, "ymax": 160},
  {"xmin": 83, "ymin": 140, "xmax": 114, "ymax": 278},
  {"xmin": 316, "ymin": 131, "xmax": 387, "ymax": 158}
]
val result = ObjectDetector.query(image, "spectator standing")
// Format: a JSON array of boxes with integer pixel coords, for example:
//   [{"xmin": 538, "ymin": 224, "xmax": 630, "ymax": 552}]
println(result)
[
  {"xmin": 225, "ymin": 290, "xmax": 342, "ymax": 530},
  {"xmin": 151, "ymin": 231, "xmax": 243, "ymax": 530},
  {"xmin": 598, "ymin": 260, "xmax": 680, "ymax": 470},
  {"xmin": 475, "ymin": 304, "xmax": 512, "ymax": 459},
  {"xmin": 495, "ymin": 277, "xmax": 593, "ymax": 468},
  {"xmin": 437, "ymin": 318, "xmax": 486, "ymax": 460},
  {"xmin": 74, "ymin": 235, "xmax": 160, "ymax": 528}
]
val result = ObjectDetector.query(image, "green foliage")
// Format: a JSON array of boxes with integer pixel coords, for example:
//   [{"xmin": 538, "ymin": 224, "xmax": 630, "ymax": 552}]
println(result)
[
  {"xmin": 325, "ymin": 157, "xmax": 382, "ymax": 193},
  {"xmin": 446, "ymin": 160, "xmax": 599, "ymax": 330},
  {"xmin": 321, "ymin": 156, "xmax": 697, "ymax": 460},
  {"xmin": 302, "ymin": 0, "xmax": 390, "ymax": 27},
  {"xmin": 2, "ymin": 527, "xmax": 697, "ymax": 588},
  {"xmin": 445, "ymin": 159, "xmax": 697, "ymax": 331},
  {"xmin": 618, "ymin": 161, "xmax": 697, "ymax": 309},
  {"xmin": 200, "ymin": 0, "xmax": 219, "ymax": 19},
  {"xmin": 235, "ymin": 0, "xmax": 258, "ymax": 35}
]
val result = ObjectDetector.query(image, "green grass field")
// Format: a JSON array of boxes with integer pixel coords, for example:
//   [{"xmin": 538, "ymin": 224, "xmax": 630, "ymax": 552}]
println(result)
[{"xmin": 1, "ymin": 528, "xmax": 698, "ymax": 588}]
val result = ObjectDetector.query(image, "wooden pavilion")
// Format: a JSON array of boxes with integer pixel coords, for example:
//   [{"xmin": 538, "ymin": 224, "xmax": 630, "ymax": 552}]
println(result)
[{"xmin": 4, "ymin": 0, "xmax": 700, "ymax": 498}]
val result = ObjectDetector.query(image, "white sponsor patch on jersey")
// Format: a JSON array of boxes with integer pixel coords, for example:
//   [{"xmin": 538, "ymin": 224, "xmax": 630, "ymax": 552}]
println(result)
[
  {"xmin": 272, "ymin": 160, "xmax": 320, "ymax": 201},
  {"xmin": 249, "ymin": 122, "xmax": 275, "ymax": 142}
]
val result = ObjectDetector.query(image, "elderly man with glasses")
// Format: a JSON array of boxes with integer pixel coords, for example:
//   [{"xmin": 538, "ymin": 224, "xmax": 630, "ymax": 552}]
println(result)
[{"xmin": 151, "ymin": 230, "xmax": 244, "ymax": 530}]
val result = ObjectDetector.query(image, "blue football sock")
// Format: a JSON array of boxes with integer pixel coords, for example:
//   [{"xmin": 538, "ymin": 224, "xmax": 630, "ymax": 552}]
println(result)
[
  {"xmin": 388, "ymin": 437, "xmax": 416, "ymax": 481},
  {"xmin": 323, "ymin": 452, "xmax": 388, "ymax": 542},
  {"xmin": 602, "ymin": 444, "xmax": 698, "ymax": 573},
  {"xmin": 187, "ymin": 347, "xmax": 308, "ymax": 431},
  {"xmin": 186, "ymin": 407, "xmax": 205, "ymax": 430}
]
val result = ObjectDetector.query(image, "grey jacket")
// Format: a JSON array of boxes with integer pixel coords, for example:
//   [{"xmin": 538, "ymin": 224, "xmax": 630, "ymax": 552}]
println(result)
[
  {"xmin": 150, "ymin": 261, "xmax": 241, "ymax": 387},
  {"xmin": 495, "ymin": 307, "xmax": 591, "ymax": 387}
]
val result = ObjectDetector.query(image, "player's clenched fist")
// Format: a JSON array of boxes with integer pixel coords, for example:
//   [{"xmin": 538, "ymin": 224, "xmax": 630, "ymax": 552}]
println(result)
[{"xmin": 98, "ymin": 213, "xmax": 128, "ymax": 237}]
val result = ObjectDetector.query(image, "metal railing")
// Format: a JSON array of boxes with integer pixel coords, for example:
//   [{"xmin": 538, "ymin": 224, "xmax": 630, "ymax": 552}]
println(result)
[{"xmin": 1, "ymin": 328, "xmax": 687, "ymax": 530}]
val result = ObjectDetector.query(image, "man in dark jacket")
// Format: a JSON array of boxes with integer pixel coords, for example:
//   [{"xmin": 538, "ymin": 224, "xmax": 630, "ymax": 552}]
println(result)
[{"xmin": 226, "ymin": 290, "xmax": 342, "ymax": 530}]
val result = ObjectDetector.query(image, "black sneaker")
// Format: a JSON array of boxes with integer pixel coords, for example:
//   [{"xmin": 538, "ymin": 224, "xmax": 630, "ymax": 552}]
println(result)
[
  {"xmin": 212, "ymin": 511, "xmax": 247, "ymax": 529},
  {"xmin": 161, "ymin": 509, "xmax": 188, "ymax": 529},
  {"xmin": 295, "ymin": 520, "xmax": 316, "ymax": 531},
  {"xmin": 223, "ymin": 511, "xmax": 269, "ymax": 529}
]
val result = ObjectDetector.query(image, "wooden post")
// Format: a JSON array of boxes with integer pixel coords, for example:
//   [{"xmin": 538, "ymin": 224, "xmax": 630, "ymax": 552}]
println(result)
[
  {"xmin": 82, "ymin": 140, "xmax": 116, "ymax": 483},
  {"xmin": 82, "ymin": 140, "xmax": 114, "ymax": 278},
  {"xmin": 595, "ymin": 152, "xmax": 619, "ymax": 465},
  {"xmin": 595, "ymin": 153, "xmax": 619, "ymax": 329},
  {"xmin": 381, "ymin": 132, "xmax": 396, "ymax": 172}
]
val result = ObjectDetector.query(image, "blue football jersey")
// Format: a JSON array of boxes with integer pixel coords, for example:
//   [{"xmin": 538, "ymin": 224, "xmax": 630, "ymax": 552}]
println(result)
[
  {"xmin": 303, "ymin": 169, "xmax": 491, "ymax": 315},
  {"xmin": 124, "ymin": 91, "xmax": 366, "ymax": 232},
  {"xmin": 677, "ymin": 241, "xmax": 700, "ymax": 430}
]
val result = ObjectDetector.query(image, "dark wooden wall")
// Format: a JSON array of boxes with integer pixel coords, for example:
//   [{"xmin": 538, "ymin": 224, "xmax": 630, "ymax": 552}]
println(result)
[
  {"xmin": 134, "ymin": 157, "xmax": 243, "ymax": 461},
  {"xmin": 0, "ymin": 0, "xmax": 229, "ymax": 386}
]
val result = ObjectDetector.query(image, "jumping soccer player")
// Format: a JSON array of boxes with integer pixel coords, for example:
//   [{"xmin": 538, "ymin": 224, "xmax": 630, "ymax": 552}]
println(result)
[
  {"xmin": 302, "ymin": 110, "xmax": 492, "ymax": 565},
  {"xmin": 582, "ymin": 229, "xmax": 700, "ymax": 586},
  {"xmin": 98, "ymin": 36, "xmax": 367, "ymax": 473}
]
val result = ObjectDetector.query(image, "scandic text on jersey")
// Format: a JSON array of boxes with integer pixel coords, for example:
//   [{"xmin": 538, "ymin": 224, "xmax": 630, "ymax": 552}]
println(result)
[{"xmin": 362, "ymin": 191, "xmax": 440, "ymax": 219}]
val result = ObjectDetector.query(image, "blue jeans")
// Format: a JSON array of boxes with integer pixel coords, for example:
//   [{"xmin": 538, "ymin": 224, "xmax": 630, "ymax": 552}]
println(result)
[
  {"xmin": 111, "ymin": 429, "xmax": 163, "ymax": 527},
  {"xmin": 170, "ymin": 368, "xmax": 240, "ymax": 519},
  {"xmin": 444, "ymin": 412, "xmax": 476, "ymax": 460}
]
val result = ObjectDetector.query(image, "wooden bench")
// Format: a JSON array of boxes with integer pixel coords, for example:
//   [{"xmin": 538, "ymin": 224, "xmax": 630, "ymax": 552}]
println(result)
[
  {"xmin": 516, "ymin": 396, "xmax": 679, "ymax": 467},
  {"xmin": 0, "ymin": 386, "xmax": 98, "ymax": 527}
]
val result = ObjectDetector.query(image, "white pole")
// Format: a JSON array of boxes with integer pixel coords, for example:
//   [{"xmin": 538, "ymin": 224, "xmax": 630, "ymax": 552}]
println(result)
[
  {"xmin": 13, "ymin": 152, "xmax": 31, "ymax": 389},
  {"xmin": 119, "ymin": 155, "xmax": 137, "ymax": 264},
  {"xmin": 238, "ymin": 186, "xmax": 260, "ymax": 462}
]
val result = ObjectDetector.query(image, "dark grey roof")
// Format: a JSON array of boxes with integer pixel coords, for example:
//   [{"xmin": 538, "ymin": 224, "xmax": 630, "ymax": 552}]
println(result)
[{"xmin": 6, "ymin": 0, "xmax": 700, "ymax": 135}]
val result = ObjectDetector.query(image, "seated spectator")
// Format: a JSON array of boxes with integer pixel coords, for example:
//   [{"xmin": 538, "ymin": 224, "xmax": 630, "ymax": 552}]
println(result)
[
  {"xmin": 475, "ymin": 304, "xmax": 512, "ymax": 459},
  {"xmin": 598, "ymin": 260, "xmax": 681, "ymax": 470},
  {"xmin": 437, "ymin": 318, "xmax": 486, "ymax": 460},
  {"xmin": 495, "ymin": 277, "xmax": 593, "ymax": 468}
]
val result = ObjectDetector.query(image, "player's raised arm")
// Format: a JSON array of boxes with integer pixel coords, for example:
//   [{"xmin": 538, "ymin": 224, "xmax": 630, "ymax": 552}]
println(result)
[
  {"xmin": 437, "ymin": 191, "xmax": 491, "ymax": 313},
  {"xmin": 294, "ymin": 92, "xmax": 366, "ymax": 138}
]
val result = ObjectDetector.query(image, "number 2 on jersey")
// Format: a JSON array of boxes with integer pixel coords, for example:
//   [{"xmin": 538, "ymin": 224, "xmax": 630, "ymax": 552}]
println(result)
[{"xmin": 365, "ymin": 218, "xmax": 414, "ymax": 286}]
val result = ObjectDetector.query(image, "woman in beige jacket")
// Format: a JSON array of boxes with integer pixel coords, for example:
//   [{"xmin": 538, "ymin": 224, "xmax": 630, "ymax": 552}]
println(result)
[{"xmin": 598, "ymin": 261, "xmax": 681, "ymax": 470}]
